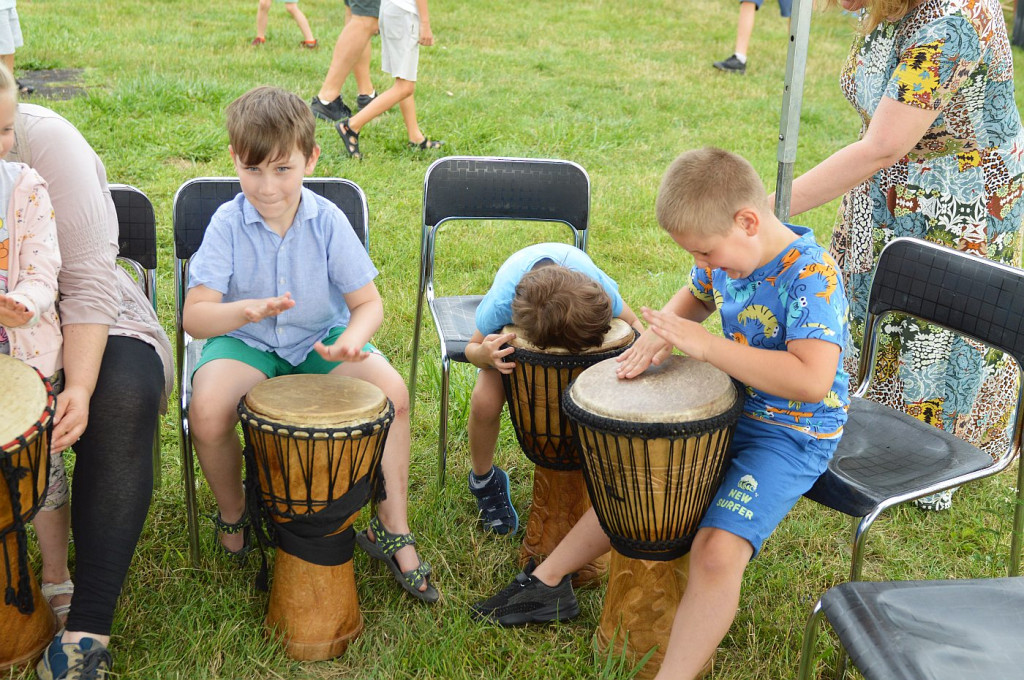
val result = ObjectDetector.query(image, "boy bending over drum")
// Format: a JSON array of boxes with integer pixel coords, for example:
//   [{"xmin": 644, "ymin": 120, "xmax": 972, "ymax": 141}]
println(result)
[
  {"xmin": 473, "ymin": 147, "xmax": 850, "ymax": 680},
  {"xmin": 465, "ymin": 243, "xmax": 643, "ymax": 535},
  {"xmin": 183, "ymin": 86, "xmax": 438, "ymax": 603}
]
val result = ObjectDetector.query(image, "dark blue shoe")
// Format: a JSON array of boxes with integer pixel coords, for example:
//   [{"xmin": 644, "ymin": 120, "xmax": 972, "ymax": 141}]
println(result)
[
  {"xmin": 37, "ymin": 633, "xmax": 112, "ymax": 679},
  {"xmin": 468, "ymin": 466, "xmax": 519, "ymax": 535}
]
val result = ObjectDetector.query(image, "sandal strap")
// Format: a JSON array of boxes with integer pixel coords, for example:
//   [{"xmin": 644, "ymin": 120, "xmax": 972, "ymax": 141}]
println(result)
[
  {"xmin": 401, "ymin": 561, "xmax": 432, "ymax": 591},
  {"xmin": 210, "ymin": 510, "xmax": 250, "ymax": 535},
  {"xmin": 368, "ymin": 515, "xmax": 417, "ymax": 557},
  {"xmin": 41, "ymin": 579, "xmax": 75, "ymax": 601}
]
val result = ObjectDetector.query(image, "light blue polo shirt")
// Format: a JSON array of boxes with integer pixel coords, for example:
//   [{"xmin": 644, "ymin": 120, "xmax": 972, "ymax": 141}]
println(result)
[
  {"xmin": 188, "ymin": 188, "xmax": 378, "ymax": 366},
  {"xmin": 474, "ymin": 243, "xmax": 624, "ymax": 335}
]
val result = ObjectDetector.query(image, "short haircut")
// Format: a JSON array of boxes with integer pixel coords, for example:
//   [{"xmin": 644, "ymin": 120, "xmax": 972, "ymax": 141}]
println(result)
[
  {"xmin": 511, "ymin": 265, "xmax": 612, "ymax": 354},
  {"xmin": 0, "ymin": 62, "xmax": 17, "ymax": 103},
  {"xmin": 656, "ymin": 146, "xmax": 770, "ymax": 237},
  {"xmin": 226, "ymin": 86, "xmax": 316, "ymax": 166}
]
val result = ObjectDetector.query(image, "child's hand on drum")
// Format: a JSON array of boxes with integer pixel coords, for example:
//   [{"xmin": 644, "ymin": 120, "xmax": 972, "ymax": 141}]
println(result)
[
  {"xmin": 244, "ymin": 292, "xmax": 295, "ymax": 323},
  {"xmin": 481, "ymin": 331, "xmax": 516, "ymax": 374},
  {"xmin": 616, "ymin": 324, "xmax": 672, "ymax": 379},
  {"xmin": 0, "ymin": 293, "xmax": 34, "ymax": 327},
  {"xmin": 314, "ymin": 339, "xmax": 370, "ymax": 363},
  {"xmin": 642, "ymin": 307, "xmax": 714, "ymax": 362}
]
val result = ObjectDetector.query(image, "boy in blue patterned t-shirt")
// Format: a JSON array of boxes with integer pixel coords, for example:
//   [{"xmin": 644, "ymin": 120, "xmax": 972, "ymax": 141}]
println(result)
[{"xmin": 472, "ymin": 148, "xmax": 849, "ymax": 679}]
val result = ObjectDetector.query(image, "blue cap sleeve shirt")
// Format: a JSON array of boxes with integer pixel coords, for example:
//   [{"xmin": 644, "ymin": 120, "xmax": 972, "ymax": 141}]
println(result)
[
  {"xmin": 687, "ymin": 225, "xmax": 851, "ymax": 438},
  {"xmin": 187, "ymin": 188, "xmax": 378, "ymax": 366},
  {"xmin": 474, "ymin": 242, "xmax": 625, "ymax": 335}
]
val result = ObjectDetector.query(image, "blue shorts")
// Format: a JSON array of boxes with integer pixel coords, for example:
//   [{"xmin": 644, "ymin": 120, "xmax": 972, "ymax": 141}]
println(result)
[
  {"xmin": 743, "ymin": 0, "xmax": 792, "ymax": 18},
  {"xmin": 699, "ymin": 416, "xmax": 837, "ymax": 557}
]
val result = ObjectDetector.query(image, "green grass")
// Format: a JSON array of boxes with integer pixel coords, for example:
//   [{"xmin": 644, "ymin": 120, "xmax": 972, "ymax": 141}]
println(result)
[{"xmin": 6, "ymin": 0, "xmax": 1024, "ymax": 677}]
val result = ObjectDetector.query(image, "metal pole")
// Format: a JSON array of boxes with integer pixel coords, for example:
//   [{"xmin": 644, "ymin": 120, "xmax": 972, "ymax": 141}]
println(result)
[{"xmin": 775, "ymin": 0, "xmax": 814, "ymax": 221}]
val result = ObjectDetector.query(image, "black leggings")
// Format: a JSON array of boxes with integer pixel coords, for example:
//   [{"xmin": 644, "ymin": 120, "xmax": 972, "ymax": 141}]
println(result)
[{"xmin": 65, "ymin": 336, "xmax": 163, "ymax": 636}]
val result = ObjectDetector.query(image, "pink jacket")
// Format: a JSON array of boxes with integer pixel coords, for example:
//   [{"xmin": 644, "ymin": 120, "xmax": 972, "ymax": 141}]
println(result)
[{"xmin": 5, "ymin": 165, "xmax": 62, "ymax": 376}]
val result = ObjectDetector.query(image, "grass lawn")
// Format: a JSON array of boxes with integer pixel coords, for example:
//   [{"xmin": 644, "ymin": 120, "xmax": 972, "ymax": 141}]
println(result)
[{"xmin": 7, "ymin": 0, "xmax": 1024, "ymax": 677}]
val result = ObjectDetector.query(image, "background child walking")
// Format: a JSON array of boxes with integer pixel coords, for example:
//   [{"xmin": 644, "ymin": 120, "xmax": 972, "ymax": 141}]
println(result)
[
  {"xmin": 252, "ymin": 0, "xmax": 317, "ymax": 48},
  {"xmin": 335, "ymin": 0, "xmax": 440, "ymax": 158}
]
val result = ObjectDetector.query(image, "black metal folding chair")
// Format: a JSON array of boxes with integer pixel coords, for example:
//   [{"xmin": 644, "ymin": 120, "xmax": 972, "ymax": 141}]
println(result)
[
  {"xmin": 407, "ymin": 156, "xmax": 591, "ymax": 487},
  {"xmin": 110, "ymin": 184, "xmax": 161, "ymax": 489},
  {"xmin": 173, "ymin": 177, "xmax": 369, "ymax": 566},
  {"xmin": 797, "ymin": 237, "xmax": 1024, "ymax": 678}
]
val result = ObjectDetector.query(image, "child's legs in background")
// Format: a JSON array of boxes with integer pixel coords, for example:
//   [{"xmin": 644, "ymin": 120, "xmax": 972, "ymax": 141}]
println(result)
[
  {"xmin": 734, "ymin": 1, "xmax": 757, "ymax": 56},
  {"xmin": 398, "ymin": 91, "xmax": 427, "ymax": 144},
  {"xmin": 346, "ymin": 6, "xmax": 375, "ymax": 96},
  {"xmin": 0, "ymin": 7, "xmax": 23, "ymax": 74},
  {"xmin": 256, "ymin": 0, "xmax": 272, "ymax": 39},
  {"xmin": 284, "ymin": 1, "xmax": 315, "ymax": 42},
  {"xmin": 319, "ymin": 5, "xmax": 378, "ymax": 102},
  {"xmin": 347, "ymin": 78, "xmax": 413, "ymax": 131},
  {"xmin": 468, "ymin": 368, "xmax": 505, "ymax": 477}
]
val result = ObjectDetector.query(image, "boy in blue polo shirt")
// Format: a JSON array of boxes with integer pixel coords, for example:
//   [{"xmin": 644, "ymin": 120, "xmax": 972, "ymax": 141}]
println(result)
[
  {"xmin": 473, "ymin": 148, "xmax": 848, "ymax": 679},
  {"xmin": 184, "ymin": 85, "xmax": 438, "ymax": 602}
]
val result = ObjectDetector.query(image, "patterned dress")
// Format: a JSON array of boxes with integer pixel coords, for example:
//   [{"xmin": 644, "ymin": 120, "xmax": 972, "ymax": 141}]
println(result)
[{"xmin": 831, "ymin": 0, "xmax": 1024, "ymax": 509}]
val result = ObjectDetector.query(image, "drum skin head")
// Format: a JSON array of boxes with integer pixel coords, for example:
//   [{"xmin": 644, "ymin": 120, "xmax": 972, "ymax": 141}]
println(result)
[
  {"xmin": 569, "ymin": 355, "xmax": 736, "ymax": 423},
  {"xmin": 244, "ymin": 375, "xmax": 388, "ymax": 428},
  {"xmin": 503, "ymin": 317, "xmax": 634, "ymax": 355},
  {"xmin": 0, "ymin": 355, "xmax": 47, "ymax": 447}
]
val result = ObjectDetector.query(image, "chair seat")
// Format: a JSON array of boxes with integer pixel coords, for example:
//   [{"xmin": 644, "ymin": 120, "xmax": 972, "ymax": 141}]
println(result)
[
  {"xmin": 804, "ymin": 397, "xmax": 994, "ymax": 517},
  {"xmin": 428, "ymin": 295, "xmax": 484, "ymax": 363},
  {"xmin": 821, "ymin": 577, "xmax": 1024, "ymax": 680}
]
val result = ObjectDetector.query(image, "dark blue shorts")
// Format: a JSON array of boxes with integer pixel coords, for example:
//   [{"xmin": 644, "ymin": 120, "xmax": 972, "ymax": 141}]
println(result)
[{"xmin": 743, "ymin": 0, "xmax": 792, "ymax": 18}]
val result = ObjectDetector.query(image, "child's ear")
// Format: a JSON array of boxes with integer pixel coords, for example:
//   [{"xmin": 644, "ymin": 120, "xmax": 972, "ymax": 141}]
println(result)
[
  {"xmin": 305, "ymin": 144, "xmax": 321, "ymax": 175},
  {"xmin": 734, "ymin": 206, "xmax": 761, "ymax": 236}
]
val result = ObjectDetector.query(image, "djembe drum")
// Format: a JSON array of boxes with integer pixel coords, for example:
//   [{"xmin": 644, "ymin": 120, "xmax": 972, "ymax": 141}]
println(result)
[
  {"xmin": 0, "ymin": 355, "xmax": 57, "ymax": 670},
  {"xmin": 238, "ymin": 374, "xmax": 393, "ymax": 661},
  {"xmin": 501, "ymin": 317, "xmax": 636, "ymax": 587},
  {"xmin": 563, "ymin": 355, "xmax": 743, "ymax": 679}
]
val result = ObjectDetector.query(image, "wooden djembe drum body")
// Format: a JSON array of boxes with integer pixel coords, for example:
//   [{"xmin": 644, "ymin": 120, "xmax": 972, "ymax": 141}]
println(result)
[
  {"xmin": 501, "ymin": 318, "xmax": 636, "ymax": 587},
  {"xmin": 238, "ymin": 374, "xmax": 393, "ymax": 661},
  {"xmin": 563, "ymin": 355, "xmax": 743, "ymax": 678},
  {"xmin": 0, "ymin": 355, "xmax": 57, "ymax": 670}
]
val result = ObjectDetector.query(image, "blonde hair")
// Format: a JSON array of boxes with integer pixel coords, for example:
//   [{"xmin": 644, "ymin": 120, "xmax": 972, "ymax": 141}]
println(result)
[
  {"xmin": 0, "ymin": 62, "xmax": 18, "ymax": 103},
  {"xmin": 511, "ymin": 265, "xmax": 612, "ymax": 354},
  {"xmin": 826, "ymin": 0, "xmax": 918, "ymax": 34},
  {"xmin": 225, "ymin": 86, "xmax": 316, "ymax": 166},
  {"xmin": 655, "ymin": 146, "xmax": 770, "ymax": 237}
]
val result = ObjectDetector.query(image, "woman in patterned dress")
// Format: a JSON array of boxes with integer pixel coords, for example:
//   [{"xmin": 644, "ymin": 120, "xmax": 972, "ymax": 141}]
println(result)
[{"xmin": 787, "ymin": 0, "xmax": 1024, "ymax": 510}]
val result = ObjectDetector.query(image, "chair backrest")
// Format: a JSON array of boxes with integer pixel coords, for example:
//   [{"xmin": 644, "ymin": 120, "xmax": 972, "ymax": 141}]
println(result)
[
  {"xmin": 863, "ymin": 237, "xmax": 1024, "ymax": 378},
  {"xmin": 109, "ymin": 184, "xmax": 157, "ymax": 310}
]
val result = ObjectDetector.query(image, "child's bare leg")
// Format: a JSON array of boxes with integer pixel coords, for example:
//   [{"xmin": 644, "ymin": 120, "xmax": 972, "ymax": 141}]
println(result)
[
  {"xmin": 32, "ymin": 505, "xmax": 72, "ymax": 623},
  {"xmin": 190, "ymin": 360, "xmax": 267, "ymax": 552},
  {"xmin": 331, "ymin": 355, "xmax": 427, "ymax": 591},
  {"xmin": 1, "ymin": 54, "xmax": 13, "ymax": 72},
  {"xmin": 653, "ymin": 527, "xmax": 752, "ymax": 680},
  {"xmin": 398, "ymin": 91, "xmax": 428, "ymax": 144},
  {"xmin": 468, "ymin": 368, "xmax": 505, "ymax": 476},
  {"xmin": 255, "ymin": 0, "xmax": 272, "ymax": 39},
  {"xmin": 735, "ymin": 1, "xmax": 757, "ymax": 56},
  {"xmin": 354, "ymin": 39, "xmax": 374, "ymax": 96},
  {"xmin": 318, "ymin": 13, "xmax": 378, "ymax": 102},
  {"xmin": 347, "ymin": 78, "xmax": 414, "ymax": 131},
  {"xmin": 284, "ymin": 2, "xmax": 315, "ymax": 43},
  {"xmin": 531, "ymin": 507, "xmax": 610, "ymax": 585}
]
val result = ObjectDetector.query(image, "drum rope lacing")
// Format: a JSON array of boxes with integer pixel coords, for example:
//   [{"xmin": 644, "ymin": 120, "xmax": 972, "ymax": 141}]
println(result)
[{"xmin": 238, "ymin": 399, "xmax": 394, "ymax": 592}]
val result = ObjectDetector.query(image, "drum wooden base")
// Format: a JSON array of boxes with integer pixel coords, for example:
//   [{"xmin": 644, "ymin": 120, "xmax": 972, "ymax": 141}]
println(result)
[
  {"xmin": 595, "ymin": 551, "xmax": 710, "ymax": 680},
  {"xmin": 266, "ymin": 551, "xmax": 363, "ymax": 661},
  {"xmin": 0, "ymin": 533, "xmax": 57, "ymax": 671},
  {"xmin": 519, "ymin": 466, "xmax": 607, "ymax": 589}
]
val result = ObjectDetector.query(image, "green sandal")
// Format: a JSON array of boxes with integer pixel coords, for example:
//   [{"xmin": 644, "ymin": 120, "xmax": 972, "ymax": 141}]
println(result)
[
  {"xmin": 356, "ymin": 515, "xmax": 439, "ymax": 603},
  {"xmin": 210, "ymin": 510, "xmax": 254, "ymax": 559}
]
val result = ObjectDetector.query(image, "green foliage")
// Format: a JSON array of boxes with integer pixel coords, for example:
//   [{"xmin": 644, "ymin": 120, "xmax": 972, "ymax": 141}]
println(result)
[{"xmin": 8, "ymin": 0, "xmax": 1024, "ymax": 677}]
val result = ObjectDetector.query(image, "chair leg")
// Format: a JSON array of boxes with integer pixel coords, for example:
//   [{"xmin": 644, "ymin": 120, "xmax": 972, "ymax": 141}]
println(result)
[
  {"xmin": 796, "ymin": 598, "xmax": 826, "ymax": 680},
  {"xmin": 152, "ymin": 423, "xmax": 162, "ymax": 490},
  {"xmin": 1011, "ymin": 456, "xmax": 1024, "ymax": 577},
  {"xmin": 181, "ymin": 415, "xmax": 201, "ymax": 567},
  {"xmin": 437, "ymin": 354, "xmax": 451, "ymax": 489}
]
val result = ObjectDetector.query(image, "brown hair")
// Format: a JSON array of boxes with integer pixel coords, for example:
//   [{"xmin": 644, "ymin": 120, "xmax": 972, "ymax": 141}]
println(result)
[
  {"xmin": 225, "ymin": 86, "xmax": 316, "ymax": 166},
  {"xmin": 511, "ymin": 265, "xmax": 612, "ymax": 354},
  {"xmin": 826, "ymin": 0, "xmax": 919, "ymax": 34},
  {"xmin": 655, "ymin": 146, "xmax": 770, "ymax": 237}
]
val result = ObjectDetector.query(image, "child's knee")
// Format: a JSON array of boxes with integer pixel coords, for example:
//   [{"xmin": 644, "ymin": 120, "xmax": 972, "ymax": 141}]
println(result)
[
  {"xmin": 394, "ymin": 78, "xmax": 416, "ymax": 98},
  {"xmin": 258, "ymin": 0, "xmax": 273, "ymax": 10},
  {"xmin": 470, "ymin": 375, "xmax": 505, "ymax": 419},
  {"xmin": 690, "ymin": 528, "xmax": 752, "ymax": 577}
]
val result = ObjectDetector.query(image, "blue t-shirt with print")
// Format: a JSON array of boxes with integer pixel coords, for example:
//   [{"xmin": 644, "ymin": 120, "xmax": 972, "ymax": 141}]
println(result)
[
  {"xmin": 474, "ymin": 242, "xmax": 624, "ymax": 335},
  {"xmin": 687, "ymin": 224, "xmax": 850, "ymax": 438}
]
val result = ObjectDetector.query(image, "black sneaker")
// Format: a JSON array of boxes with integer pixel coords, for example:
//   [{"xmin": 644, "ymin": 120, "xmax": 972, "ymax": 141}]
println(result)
[
  {"xmin": 356, "ymin": 91, "xmax": 377, "ymax": 111},
  {"xmin": 310, "ymin": 95, "xmax": 351, "ymax": 122},
  {"xmin": 713, "ymin": 54, "xmax": 747, "ymax": 74},
  {"xmin": 468, "ymin": 466, "xmax": 519, "ymax": 535},
  {"xmin": 471, "ymin": 559, "xmax": 580, "ymax": 626}
]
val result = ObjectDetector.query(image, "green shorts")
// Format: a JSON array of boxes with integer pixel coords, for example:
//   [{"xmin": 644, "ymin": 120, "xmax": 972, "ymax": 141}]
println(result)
[
  {"xmin": 192, "ymin": 327, "xmax": 381, "ymax": 379},
  {"xmin": 344, "ymin": 0, "xmax": 380, "ymax": 18}
]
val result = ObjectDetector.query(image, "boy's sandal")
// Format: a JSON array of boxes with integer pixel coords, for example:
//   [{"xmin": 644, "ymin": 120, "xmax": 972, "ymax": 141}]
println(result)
[
  {"xmin": 15, "ymin": 79, "xmax": 34, "ymax": 95},
  {"xmin": 409, "ymin": 138, "xmax": 444, "ymax": 150},
  {"xmin": 41, "ymin": 579, "xmax": 74, "ymax": 622},
  {"xmin": 336, "ymin": 119, "xmax": 362, "ymax": 160},
  {"xmin": 210, "ymin": 510, "xmax": 254, "ymax": 558},
  {"xmin": 356, "ymin": 515, "xmax": 439, "ymax": 603},
  {"xmin": 300, "ymin": 39, "xmax": 318, "ymax": 49}
]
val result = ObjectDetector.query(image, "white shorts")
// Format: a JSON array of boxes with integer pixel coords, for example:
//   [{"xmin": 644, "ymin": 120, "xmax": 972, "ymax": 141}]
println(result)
[
  {"xmin": 379, "ymin": 1, "xmax": 419, "ymax": 82},
  {"xmin": 0, "ymin": 8, "xmax": 23, "ymax": 55}
]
